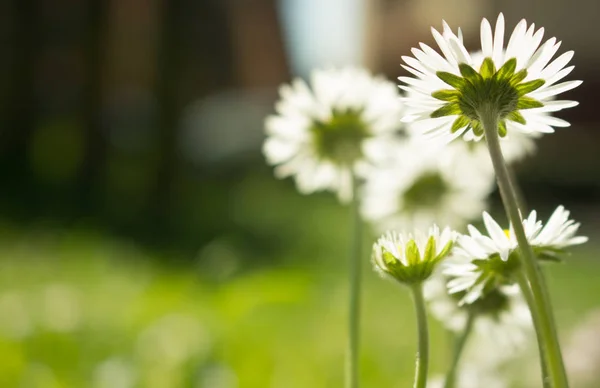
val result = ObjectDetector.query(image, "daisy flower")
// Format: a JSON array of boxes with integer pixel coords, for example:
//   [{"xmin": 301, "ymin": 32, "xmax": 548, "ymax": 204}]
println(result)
[
  {"xmin": 263, "ymin": 67, "xmax": 404, "ymax": 202},
  {"xmin": 361, "ymin": 141, "xmax": 493, "ymax": 231},
  {"xmin": 445, "ymin": 206, "xmax": 587, "ymax": 303},
  {"xmin": 372, "ymin": 225, "xmax": 456, "ymax": 285},
  {"xmin": 440, "ymin": 129, "xmax": 537, "ymax": 189},
  {"xmin": 400, "ymin": 13, "xmax": 581, "ymax": 143},
  {"xmin": 425, "ymin": 276, "xmax": 532, "ymax": 357}
]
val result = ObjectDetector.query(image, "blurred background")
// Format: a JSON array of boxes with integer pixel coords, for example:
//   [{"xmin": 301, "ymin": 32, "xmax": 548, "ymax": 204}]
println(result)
[{"xmin": 0, "ymin": 0, "xmax": 599, "ymax": 387}]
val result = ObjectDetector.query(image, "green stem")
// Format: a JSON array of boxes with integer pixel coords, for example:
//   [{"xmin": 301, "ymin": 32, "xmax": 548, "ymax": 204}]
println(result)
[
  {"xmin": 443, "ymin": 313, "xmax": 475, "ymax": 388},
  {"xmin": 517, "ymin": 272, "xmax": 552, "ymax": 388},
  {"xmin": 479, "ymin": 105, "xmax": 568, "ymax": 388},
  {"xmin": 346, "ymin": 174, "xmax": 362, "ymax": 388},
  {"xmin": 411, "ymin": 284, "xmax": 429, "ymax": 388},
  {"xmin": 507, "ymin": 164, "xmax": 528, "ymax": 213}
]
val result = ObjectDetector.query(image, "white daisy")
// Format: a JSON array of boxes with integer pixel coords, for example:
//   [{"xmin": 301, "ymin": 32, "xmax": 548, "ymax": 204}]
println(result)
[
  {"xmin": 425, "ymin": 276, "xmax": 533, "ymax": 369},
  {"xmin": 399, "ymin": 13, "xmax": 581, "ymax": 143},
  {"xmin": 361, "ymin": 141, "xmax": 493, "ymax": 232},
  {"xmin": 264, "ymin": 67, "xmax": 404, "ymax": 202},
  {"xmin": 445, "ymin": 206, "xmax": 587, "ymax": 303},
  {"xmin": 441, "ymin": 129, "xmax": 537, "ymax": 188},
  {"xmin": 426, "ymin": 276, "xmax": 532, "ymax": 346},
  {"xmin": 372, "ymin": 225, "xmax": 456, "ymax": 285}
]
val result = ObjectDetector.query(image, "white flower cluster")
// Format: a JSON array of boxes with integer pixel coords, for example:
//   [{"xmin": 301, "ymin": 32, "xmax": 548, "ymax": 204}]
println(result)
[{"xmin": 263, "ymin": 12, "xmax": 587, "ymax": 388}]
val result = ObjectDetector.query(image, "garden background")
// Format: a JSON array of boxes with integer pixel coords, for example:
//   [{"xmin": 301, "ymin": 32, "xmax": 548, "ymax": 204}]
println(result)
[{"xmin": 1, "ymin": 0, "xmax": 599, "ymax": 386}]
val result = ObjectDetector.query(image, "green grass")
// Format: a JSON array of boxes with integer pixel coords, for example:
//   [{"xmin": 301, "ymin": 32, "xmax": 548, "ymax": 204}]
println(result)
[
  {"xmin": 0, "ymin": 174, "xmax": 598, "ymax": 387},
  {"xmin": 0, "ymin": 227, "xmax": 598, "ymax": 387}
]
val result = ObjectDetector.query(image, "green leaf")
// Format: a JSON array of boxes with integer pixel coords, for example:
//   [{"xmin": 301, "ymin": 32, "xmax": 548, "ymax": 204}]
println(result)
[
  {"xmin": 431, "ymin": 103, "xmax": 461, "ymax": 118},
  {"xmin": 510, "ymin": 69, "xmax": 528, "ymax": 85},
  {"xmin": 507, "ymin": 111, "xmax": 526, "ymax": 124},
  {"xmin": 517, "ymin": 97, "xmax": 544, "ymax": 109},
  {"xmin": 480, "ymin": 57, "xmax": 496, "ymax": 79},
  {"xmin": 458, "ymin": 63, "xmax": 482, "ymax": 83},
  {"xmin": 431, "ymin": 89, "xmax": 461, "ymax": 101},
  {"xmin": 405, "ymin": 240, "xmax": 421, "ymax": 266},
  {"xmin": 451, "ymin": 115, "xmax": 470, "ymax": 133},
  {"xmin": 495, "ymin": 58, "xmax": 517, "ymax": 81},
  {"xmin": 516, "ymin": 79, "xmax": 545, "ymax": 96},
  {"xmin": 423, "ymin": 236, "xmax": 436, "ymax": 263},
  {"xmin": 436, "ymin": 71, "xmax": 465, "ymax": 89},
  {"xmin": 498, "ymin": 120, "xmax": 507, "ymax": 137}
]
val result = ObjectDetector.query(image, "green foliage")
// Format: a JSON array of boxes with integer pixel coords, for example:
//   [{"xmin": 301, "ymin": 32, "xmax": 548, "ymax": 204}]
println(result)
[{"xmin": 0, "ymin": 212, "xmax": 596, "ymax": 387}]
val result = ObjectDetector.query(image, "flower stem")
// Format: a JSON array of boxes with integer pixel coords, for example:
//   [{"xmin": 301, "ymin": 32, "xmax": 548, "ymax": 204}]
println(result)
[
  {"xmin": 479, "ymin": 105, "xmax": 569, "ymax": 388},
  {"xmin": 517, "ymin": 272, "xmax": 552, "ymax": 388},
  {"xmin": 443, "ymin": 313, "xmax": 475, "ymax": 388},
  {"xmin": 411, "ymin": 283, "xmax": 429, "ymax": 388},
  {"xmin": 346, "ymin": 174, "xmax": 362, "ymax": 388}
]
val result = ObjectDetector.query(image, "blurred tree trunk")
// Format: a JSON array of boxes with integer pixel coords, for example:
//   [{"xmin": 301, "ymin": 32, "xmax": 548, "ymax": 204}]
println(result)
[
  {"xmin": 79, "ymin": 0, "xmax": 107, "ymax": 211},
  {"xmin": 226, "ymin": 0, "xmax": 289, "ymax": 88},
  {"xmin": 153, "ymin": 0, "xmax": 181, "ymax": 228},
  {"xmin": 5, "ymin": 0, "xmax": 38, "ymax": 182}
]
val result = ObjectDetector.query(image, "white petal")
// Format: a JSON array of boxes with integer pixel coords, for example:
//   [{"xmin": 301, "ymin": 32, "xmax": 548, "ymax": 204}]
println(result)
[
  {"xmin": 432, "ymin": 27, "xmax": 458, "ymax": 66},
  {"xmin": 539, "ymin": 51, "xmax": 574, "ymax": 81},
  {"xmin": 534, "ymin": 115, "xmax": 570, "ymax": 127},
  {"xmin": 531, "ymin": 80, "xmax": 582, "ymax": 100},
  {"xmin": 483, "ymin": 212, "xmax": 510, "ymax": 250},
  {"xmin": 448, "ymin": 37, "xmax": 471, "ymax": 64},
  {"xmin": 530, "ymin": 100, "xmax": 578, "ymax": 113},
  {"xmin": 526, "ymin": 38, "xmax": 559, "ymax": 77},
  {"xmin": 543, "ymin": 66, "xmax": 574, "ymax": 88},
  {"xmin": 505, "ymin": 19, "xmax": 528, "ymax": 62},
  {"xmin": 480, "ymin": 18, "xmax": 494, "ymax": 58},
  {"xmin": 492, "ymin": 13, "xmax": 506, "ymax": 64}
]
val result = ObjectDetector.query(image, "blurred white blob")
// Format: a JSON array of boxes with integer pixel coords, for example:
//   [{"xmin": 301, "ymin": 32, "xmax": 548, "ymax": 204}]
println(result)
[
  {"xmin": 136, "ymin": 313, "xmax": 211, "ymax": 367},
  {"xmin": 264, "ymin": 67, "xmax": 404, "ymax": 202},
  {"xmin": 362, "ymin": 140, "xmax": 492, "ymax": 231},
  {"xmin": 93, "ymin": 357, "xmax": 137, "ymax": 388},
  {"xmin": 196, "ymin": 363, "xmax": 239, "ymax": 388},
  {"xmin": 39, "ymin": 284, "xmax": 82, "ymax": 333},
  {"xmin": 0, "ymin": 291, "xmax": 33, "ymax": 339},
  {"xmin": 197, "ymin": 237, "xmax": 241, "ymax": 281},
  {"xmin": 180, "ymin": 91, "xmax": 272, "ymax": 163},
  {"xmin": 564, "ymin": 310, "xmax": 600, "ymax": 387},
  {"xmin": 424, "ymin": 275, "xmax": 533, "ymax": 367}
]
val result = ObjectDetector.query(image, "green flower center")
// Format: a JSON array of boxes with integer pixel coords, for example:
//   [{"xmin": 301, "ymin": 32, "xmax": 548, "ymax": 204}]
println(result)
[
  {"xmin": 431, "ymin": 57, "xmax": 545, "ymax": 137},
  {"xmin": 404, "ymin": 172, "xmax": 449, "ymax": 209},
  {"xmin": 311, "ymin": 109, "xmax": 369, "ymax": 165}
]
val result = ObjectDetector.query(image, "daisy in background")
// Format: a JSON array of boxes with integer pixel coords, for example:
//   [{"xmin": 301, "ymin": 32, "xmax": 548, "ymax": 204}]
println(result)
[
  {"xmin": 445, "ymin": 206, "xmax": 588, "ymax": 304},
  {"xmin": 399, "ymin": 13, "xmax": 581, "ymax": 143},
  {"xmin": 361, "ymin": 140, "xmax": 492, "ymax": 232},
  {"xmin": 441, "ymin": 128, "xmax": 537, "ymax": 190},
  {"xmin": 425, "ymin": 275, "xmax": 532, "ymax": 362},
  {"xmin": 263, "ymin": 67, "xmax": 404, "ymax": 202}
]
